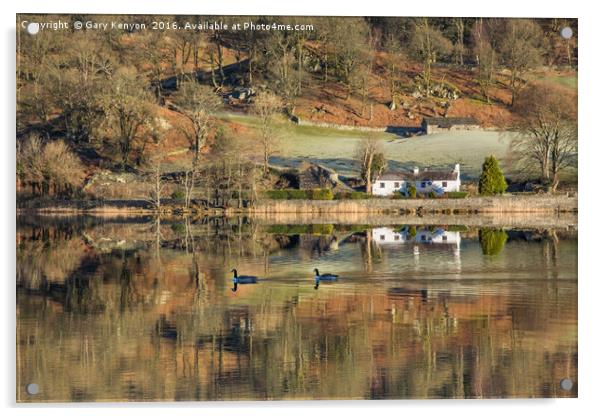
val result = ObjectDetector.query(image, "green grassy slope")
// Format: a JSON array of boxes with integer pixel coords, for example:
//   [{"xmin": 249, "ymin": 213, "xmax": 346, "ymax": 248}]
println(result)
[{"xmin": 220, "ymin": 113, "xmax": 511, "ymax": 179}]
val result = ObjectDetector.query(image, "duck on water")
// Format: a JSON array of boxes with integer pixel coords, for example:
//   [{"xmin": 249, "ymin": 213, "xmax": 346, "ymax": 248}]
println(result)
[
  {"xmin": 231, "ymin": 268, "xmax": 258, "ymax": 292},
  {"xmin": 314, "ymin": 268, "xmax": 338, "ymax": 290}
]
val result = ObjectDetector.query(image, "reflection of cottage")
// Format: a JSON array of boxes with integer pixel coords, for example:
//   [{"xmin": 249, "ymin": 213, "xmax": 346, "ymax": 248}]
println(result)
[
  {"xmin": 372, "ymin": 164, "xmax": 461, "ymax": 196},
  {"xmin": 422, "ymin": 117, "xmax": 479, "ymax": 135},
  {"xmin": 372, "ymin": 226, "xmax": 461, "ymax": 249}
]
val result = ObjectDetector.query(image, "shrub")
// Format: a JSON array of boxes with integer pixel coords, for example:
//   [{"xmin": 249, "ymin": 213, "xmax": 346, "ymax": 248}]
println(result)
[
  {"xmin": 18, "ymin": 136, "xmax": 85, "ymax": 197},
  {"xmin": 310, "ymin": 188, "xmax": 334, "ymax": 200},
  {"xmin": 407, "ymin": 184, "xmax": 417, "ymax": 198},
  {"xmin": 408, "ymin": 226, "xmax": 417, "ymax": 238},
  {"xmin": 446, "ymin": 191, "xmax": 468, "ymax": 199},
  {"xmin": 479, "ymin": 155, "xmax": 507, "ymax": 195},
  {"xmin": 427, "ymin": 191, "xmax": 438, "ymax": 198},
  {"xmin": 171, "ymin": 189, "xmax": 186, "ymax": 202},
  {"xmin": 390, "ymin": 192, "xmax": 405, "ymax": 199}
]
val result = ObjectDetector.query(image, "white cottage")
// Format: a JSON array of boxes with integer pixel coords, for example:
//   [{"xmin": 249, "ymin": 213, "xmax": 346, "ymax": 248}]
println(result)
[{"xmin": 372, "ymin": 164, "xmax": 461, "ymax": 197}]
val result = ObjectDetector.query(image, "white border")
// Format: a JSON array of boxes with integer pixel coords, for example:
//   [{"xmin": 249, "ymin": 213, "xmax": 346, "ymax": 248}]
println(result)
[{"xmin": 3, "ymin": 1, "xmax": 600, "ymax": 415}]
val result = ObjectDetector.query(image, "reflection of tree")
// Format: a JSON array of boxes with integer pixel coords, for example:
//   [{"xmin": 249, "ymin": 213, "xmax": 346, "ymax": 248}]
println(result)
[
  {"xmin": 543, "ymin": 229, "xmax": 559, "ymax": 279},
  {"xmin": 119, "ymin": 256, "xmax": 137, "ymax": 312},
  {"xmin": 16, "ymin": 224, "xmax": 88, "ymax": 289},
  {"xmin": 360, "ymin": 231, "xmax": 382, "ymax": 272},
  {"xmin": 479, "ymin": 228, "xmax": 508, "ymax": 255}
]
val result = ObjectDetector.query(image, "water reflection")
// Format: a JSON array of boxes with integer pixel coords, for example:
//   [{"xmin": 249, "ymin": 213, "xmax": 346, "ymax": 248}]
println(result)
[{"xmin": 16, "ymin": 216, "xmax": 577, "ymax": 402}]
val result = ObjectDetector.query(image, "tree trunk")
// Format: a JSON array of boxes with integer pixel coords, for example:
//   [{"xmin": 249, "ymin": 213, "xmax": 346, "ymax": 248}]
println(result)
[
  {"xmin": 551, "ymin": 173, "xmax": 559, "ymax": 193},
  {"xmin": 263, "ymin": 146, "xmax": 269, "ymax": 177},
  {"xmin": 365, "ymin": 154, "xmax": 373, "ymax": 194}
]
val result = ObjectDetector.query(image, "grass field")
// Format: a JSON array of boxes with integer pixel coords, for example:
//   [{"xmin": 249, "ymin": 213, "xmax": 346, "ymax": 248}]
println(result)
[
  {"xmin": 529, "ymin": 72, "xmax": 578, "ymax": 90},
  {"xmin": 219, "ymin": 113, "xmax": 511, "ymax": 179}
]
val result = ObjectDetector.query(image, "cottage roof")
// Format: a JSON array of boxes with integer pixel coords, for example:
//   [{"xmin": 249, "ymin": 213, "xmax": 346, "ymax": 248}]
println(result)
[
  {"xmin": 422, "ymin": 117, "xmax": 478, "ymax": 127},
  {"xmin": 378, "ymin": 172, "xmax": 412, "ymax": 181},
  {"xmin": 415, "ymin": 169, "xmax": 459, "ymax": 181},
  {"xmin": 298, "ymin": 162, "xmax": 338, "ymax": 189},
  {"xmin": 376, "ymin": 167, "xmax": 459, "ymax": 182}
]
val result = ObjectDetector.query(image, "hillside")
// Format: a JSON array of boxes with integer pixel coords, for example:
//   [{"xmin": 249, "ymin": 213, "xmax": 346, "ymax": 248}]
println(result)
[{"xmin": 16, "ymin": 15, "xmax": 578, "ymax": 201}]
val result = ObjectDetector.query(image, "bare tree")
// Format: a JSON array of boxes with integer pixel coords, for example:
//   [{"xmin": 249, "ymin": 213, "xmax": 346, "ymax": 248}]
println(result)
[
  {"xmin": 499, "ymin": 19, "xmax": 544, "ymax": 106},
  {"xmin": 355, "ymin": 134, "xmax": 385, "ymax": 194},
  {"xmin": 181, "ymin": 163, "xmax": 198, "ymax": 210},
  {"xmin": 382, "ymin": 35, "xmax": 405, "ymax": 110},
  {"xmin": 263, "ymin": 29, "xmax": 299, "ymax": 114},
  {"xmin": 147, "ymin": 155, "xmax": 166, "ymax": 210},
  {"xmin": 252, "ymin": 91, "xmax": 282, "ymax": 176},
  {"xmin": 359, "ymin": 32, "xmax": 377, "ymax": 118},
  {"xmin": 172, "ymin": 80, "xmax": 222, "ymax": 162},
  {"xmin": 17, "ymin": 29, "xmax": 61, "ymax": 138},
  {"xmin": 408, "ymin": 18, "xmax": 453, "ymax": 96},
  {"xmin": 511, "ymin": 83, "xmax": 577, "ymax": 191},
  {"xmin": 102, "ymin": 68, "xmax": 155, "ymax": 169},
  {"xmin": 17, "ymin": 136, "xmax": 46, "ymax": 196},
  {"xmin": 452, "ymin": 18, "xmax": 466, "ymax": 66},
  {"xmin": 471, "ymin": 18, "xmax": 498, "ymax": 104},
  {"xmin": 337, "ymin": 18, "xmax": 370, "ymax": 100},
  {"xmin": 317, "ymin": 17, "xmax": 370, "ymax": 100},
  {"xmin": 136, "ymin": 31, "xmax": 171, "ymax": 103}
]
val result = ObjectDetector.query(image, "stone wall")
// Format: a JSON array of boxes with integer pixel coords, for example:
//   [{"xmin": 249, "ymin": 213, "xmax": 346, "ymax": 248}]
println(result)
[{"xmin": 291, "ymin": 116, "xmax": 421, "ymax": 135}]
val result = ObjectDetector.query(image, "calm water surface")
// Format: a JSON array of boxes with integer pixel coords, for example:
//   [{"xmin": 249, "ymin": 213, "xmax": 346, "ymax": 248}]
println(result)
[{"xmin": 16, "ymin": 216, "xmax": 578, "ymax": 402}]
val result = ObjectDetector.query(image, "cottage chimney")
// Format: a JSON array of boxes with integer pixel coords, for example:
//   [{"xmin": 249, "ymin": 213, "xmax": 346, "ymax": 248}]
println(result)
[
  {"xmin": 454, "ymin": 163, "xmax": 460, "ymax": 173},
  {"xmin": 413, "ymin": 167, "xmax": 419, "ymax": 175}
]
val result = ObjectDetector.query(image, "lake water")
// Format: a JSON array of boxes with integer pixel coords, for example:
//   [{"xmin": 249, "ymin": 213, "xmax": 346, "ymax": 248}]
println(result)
[{"xmin": 16, "ymin": 215, "xmax": 578, "ymax": 402}]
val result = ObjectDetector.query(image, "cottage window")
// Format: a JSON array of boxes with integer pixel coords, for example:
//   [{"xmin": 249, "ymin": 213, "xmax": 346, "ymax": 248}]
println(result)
[
  {"xmin": 442, "ymin": 181, "xmax": 447, "ymax": 188},
  {"xmin": 380, "ymin": 235, "xmax": 385, "ymax": 240},
  {"xmin": 421, "ymin": 182, "xmax": 427, "ymax": 188},
  {"xmin": 380, "ymin": 182, "xmax": 385, "ymax": 188},
  {"xmin": 394, "ymin": 235, "xmax": 400, "ymax": 241},
  {"xmin": 421, "ymin": 235, "xmax": 426, "ymax": 241},
  {"xmin": 394, "ymin": 182, "xmax": 400, "ymax": 188},
  {"xmin": 442, "ymin": 235, "xmax": 447, "ymax": 241}
]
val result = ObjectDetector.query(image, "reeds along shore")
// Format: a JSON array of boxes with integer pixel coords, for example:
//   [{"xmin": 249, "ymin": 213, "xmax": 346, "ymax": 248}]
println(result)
[{"xmin": 251, "ymin": 195, "xmax": 578, "ymax": 214}]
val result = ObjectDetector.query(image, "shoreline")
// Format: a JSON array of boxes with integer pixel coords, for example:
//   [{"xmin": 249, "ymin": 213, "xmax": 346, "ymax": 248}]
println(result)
[
  {"xmin": 17, "ymin": 194, "xmax": 577, "ymax": 215},
  {"xmin": 17, "ymin": 195, "xmax": 578, "ymax": 229}
]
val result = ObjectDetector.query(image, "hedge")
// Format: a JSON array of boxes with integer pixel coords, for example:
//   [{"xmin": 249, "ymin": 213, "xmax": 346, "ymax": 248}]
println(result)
[
  {"xmin": 265, "ymin": 190, "xmax": 289, "ymax": 199},
  {"xmin": 287, "ymin": 189, "xmax": 308, "ymax": 199},
  {"xmin": 265, "ymin": 188, "xmax": 334, "ymax": 200},
  {"xmin": 446, "ymin": 191, "xmax": 469, "ymax": 199},
  {"xmin": 335, "ymin": 191, "xmax": 370, "ymax": 200},
  {"xmin": 266, "ymin": 224, "xmax": 334, "ymax": 234}
]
